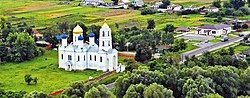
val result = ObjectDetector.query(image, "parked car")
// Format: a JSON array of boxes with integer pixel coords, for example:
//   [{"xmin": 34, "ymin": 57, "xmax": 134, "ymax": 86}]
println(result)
[{"xmin": 221, "ymin": 36, "xmax": 229, "ymax": 42}]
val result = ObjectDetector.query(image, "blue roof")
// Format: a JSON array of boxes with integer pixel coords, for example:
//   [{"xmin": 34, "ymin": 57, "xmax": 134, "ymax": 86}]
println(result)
[
  {"xmin": 61, "ymin": 34, "xmax": 68, "ymax": 39},
  {"xmin": 88, "ymin": 32, "xmax": 95, "ymax": 37},
  {"xmin": 56, "ymin": 34, "xmax": 68, "ymax": 40},
  {"xmin": 78, "ymin": 35, "xmax": 84, "ymax": 40}
]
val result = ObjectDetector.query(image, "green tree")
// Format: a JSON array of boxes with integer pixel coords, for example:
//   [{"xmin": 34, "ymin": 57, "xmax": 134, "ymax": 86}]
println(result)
[
  {"xmin": 171, "ymin": 38, "xmax": 187, "ymax": 52},
  {"xmin": 248, "ymin": 0, "xmax": 250, "ymax": 7},
  {"xmin": 183, "ymin": 75, "xmax": 215, "ymax": 98},
  {"xmin": 0, "ymin": 42, "xmax": 8, "ymax": 62},
  {"xmin": 159, "ymin": 0, "xmax": 171, "ymax": 8},
  {"xmin": 163, "ymin": 24, "xmax": 175, "ymax": 33},
  {"xmin": 143, "ymin": 83, "xmax": 174, "ymax": 98},
  {"xmin": 25, "ymin": 91, "xmax": 48, "ymax": 98},
  {"xmin": 84, "ymin": 84, "xmax": 116, "ymax": 98},
  {"xmin": 58, "ymin": 21, "xmax": 69, "ymax": 33},
  {"xmin": 223, "ymin": 1, "xmax": 233, "ymax": 8},
  {"xmin": 123, "ymin": 83, "xmax": 146, "ymax": 98},
  {"xmin": 134, "ymin": 44, "xmax": 152, "ymax": 62},
  {"xmin": 230, "ymin": 0, "xmax": 245, "ymax": 9},
  {"xmin": 24, "ymin": 74, "xmax": 33, "ymax": 85},
  {"xmin": 162, "ymin": 33, "xmax": 174, "ymax": 45},
  {"xmin": 112, "ymin": 0, "xmax": 119, "ymax": 5},
  {"xmin": 147, "ymin": 19, "xmax": 155, "ymax": 29},
  {"xmin": 213, "ymin": 0, "xmax": 221, "ymax": 8},
  {"xmin": 228, "ymin": 47, "xmax": 234, "ymax": 55},
  {"xmin": 239, "ymin": 67, "xmax": 250, "ymax": 95},
  {"xmin": 90, "ymin": 25, "xmax": 101, "ymax": 38},
  {"xmin": 0, "ymin": 17, "xmax": 7, "ymax": 29},
  {"xmin": 7, "ymin": 32, "xmax": 38, "ymax": 62}
]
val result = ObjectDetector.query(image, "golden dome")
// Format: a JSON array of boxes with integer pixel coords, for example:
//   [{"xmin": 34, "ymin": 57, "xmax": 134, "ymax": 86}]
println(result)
[
  {"xmin": 73, "ymin": 25, "xmax": 83, "ymax": 34},
  {"xmin": 102, "ymin": 19, "xmax": 109, "ymax": 28}
]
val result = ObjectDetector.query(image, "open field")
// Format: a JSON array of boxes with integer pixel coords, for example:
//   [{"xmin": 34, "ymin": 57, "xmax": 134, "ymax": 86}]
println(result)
[
  {"xmin": 0, "ymin": 0, "xmax": 231, "ymax": 32},
  {"xmin": 0, "ymin": 50, "xmax": 103, "ymax": 93}
]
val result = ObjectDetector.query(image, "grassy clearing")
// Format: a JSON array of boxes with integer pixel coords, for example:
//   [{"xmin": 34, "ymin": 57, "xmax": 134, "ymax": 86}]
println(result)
[
  {"xmin": 0, "ymin": 50, "xmax": 103, "ymax": 93},
  {"xmin": 233, "ymin": 44, "xmax": 250, "ymax": 54},
  {"xmin": 0, "ymin": 0, "xmax": 223, "ymax": 31},
  {"xmin": 179, "ymin": 42, "xmax": 198, "ymax": 53}
]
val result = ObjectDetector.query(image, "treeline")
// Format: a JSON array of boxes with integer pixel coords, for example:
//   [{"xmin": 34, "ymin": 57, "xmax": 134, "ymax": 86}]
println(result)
[
  {"xmin": 0, "ymin": 90, "xmax": 49, "ymax": 98},
  {"xmin": 58, "ymin": 64, "xmax": 250, "ymax": 98},
  {"xmin": 0, "ymin": 19, "xmax": 43, "ymax": 62},
  {"xmin": 114, "ymin": 22, "xmax": 187, "ymax": 62},
  {"xmin": 206, "ymin": 0, "xmax": 250, "ymax": 18}
]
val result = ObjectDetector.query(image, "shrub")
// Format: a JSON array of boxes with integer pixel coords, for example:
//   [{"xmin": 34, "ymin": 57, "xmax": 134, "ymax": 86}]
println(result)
[
  {"xmin": 239, "ymin": 7, "xmax": 250, "ymax": 15},
  {"xmin": 205, "ymin": 11, "xmax": 225, "ymax": 18},
  {"xmin": 233, "ymin": 10, "xmax": 245, "ymax": 16},
  {"xmin": 141, "ymin": 9, "xmax": 156, "ymax": 15},
  {"xmin": 242, "ymin": 24, "xmax": 248, "ymax": 29}
]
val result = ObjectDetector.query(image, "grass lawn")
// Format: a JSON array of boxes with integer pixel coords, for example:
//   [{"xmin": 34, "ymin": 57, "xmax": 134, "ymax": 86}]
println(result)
[
  {"xmin": 0, "ymin": 50, "xmax": 103, "ymax": 93},
  {"xmin": 179, "ymin": 42, "xmax": 198, "ymax": 53},
  {"xmin": 209, "ymin": 36, "xmax": 221, "ymax": 43},
  {"xmin": 233, "ymin": 44, "xmax": 250, "ymax": 54}
]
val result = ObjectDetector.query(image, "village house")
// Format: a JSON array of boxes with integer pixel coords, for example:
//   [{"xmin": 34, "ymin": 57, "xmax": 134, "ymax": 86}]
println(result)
[
  {"xmin": 196, "ymin": 24, "xmax": 231, "ymax": 36},
  {"xmin": 82, "ymin": 0, "xmax": 104, "ymax": 6},
  {"xmin": 175, "ymin": 27, "xmax": 190, "ymax": 32},
  {"xmin": 151, "ymin": 2, "xmax": 163, "ymax": 9},
  {"xmin": 206, "ymin": 7, "xmax": 219, "ymax": 12},
  {"xmin": 157, "ymin": 4, "xmax": 182, "ymax": 13},
  {"xmin": 167, "ymin": 4, "xmax": 182, "ymax": 12},
  {"xmin": 132, "ymin": 0, "xmax": 144, "ymax": 7},
  {"xmin": 184, "ymin": 5, "xmax": 199, "ymax": 11}
]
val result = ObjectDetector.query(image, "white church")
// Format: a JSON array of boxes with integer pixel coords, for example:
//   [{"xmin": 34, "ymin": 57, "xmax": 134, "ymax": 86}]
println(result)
[{"xmin": 58, "ymin": 21, "xmax": 124, "ymax": 72}]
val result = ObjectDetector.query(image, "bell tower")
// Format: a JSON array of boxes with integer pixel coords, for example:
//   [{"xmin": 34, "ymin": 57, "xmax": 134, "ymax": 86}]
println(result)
[{"xmin": 99, "ymin": 20, "xmax": 112, "ymax": 51}]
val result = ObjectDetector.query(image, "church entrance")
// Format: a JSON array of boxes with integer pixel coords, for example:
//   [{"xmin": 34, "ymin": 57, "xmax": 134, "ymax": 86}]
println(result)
[{"xmin": 65, "ymin": 61, "xmax": 73, "ymax": 71}]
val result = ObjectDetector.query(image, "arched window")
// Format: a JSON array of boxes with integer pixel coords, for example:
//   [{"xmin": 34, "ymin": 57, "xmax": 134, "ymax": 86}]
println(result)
[
  {"xmin": 84, "ymin": 55, "xmax": 85, "ymax": 61},
  {"xmin": 90, "ymin": 55, "xmax": 92, "ymax": 60},
  {"xmin": 78, "ymin": 56, "xmax": 80, "ymax": 61},
  {"xmin": 100, "ymin": 57, "xmax": 102, "ymax": 62},
  {"xmin": 102, "ymin": 41, "xmax": 105, "ymax": 46},
  {"xmin": 103, "ymin": 31, "xmax": 105, "ymax": 37},
  {"xmin": 68, "ymin": 55, "xmax": 72, "ymax": 60},
  {"xmin": 94, "ymin": 55, "xmax": 96, "ymax": 61},
  {"xmin": 61, "ymin": 54, "xmax": 63, "ymax": 60}
]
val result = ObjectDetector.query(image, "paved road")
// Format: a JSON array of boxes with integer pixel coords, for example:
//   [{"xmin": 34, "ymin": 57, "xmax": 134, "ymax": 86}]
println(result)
[{"xmin": 181, "ymin": 36, "xmax": 244, "ymax": 62}]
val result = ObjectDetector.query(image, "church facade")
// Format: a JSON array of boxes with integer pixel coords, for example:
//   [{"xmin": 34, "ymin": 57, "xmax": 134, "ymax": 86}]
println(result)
[{"xmin": 58, "ymin": 22, "xmax": 120, "ymax": 72}]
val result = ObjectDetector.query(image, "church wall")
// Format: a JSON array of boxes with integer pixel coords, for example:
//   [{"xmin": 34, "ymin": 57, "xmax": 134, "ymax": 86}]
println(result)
[{"xmin": 75, "ymin": 52, "xmax": 87, "ymax": 70}]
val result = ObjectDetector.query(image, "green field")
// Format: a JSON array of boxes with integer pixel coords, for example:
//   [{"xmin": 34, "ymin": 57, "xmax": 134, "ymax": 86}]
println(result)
[
  {"xmin": 0, "ymin": 50, "xmax": 102, "ymax": 93},
  {"xmin": 0, "ymin": 0, "xmax": 224, "ymax": 32}
]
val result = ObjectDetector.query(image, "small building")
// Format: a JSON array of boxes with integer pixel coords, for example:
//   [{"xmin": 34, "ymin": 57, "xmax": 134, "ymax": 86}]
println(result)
[
  {"xmin": 175, "ymin": 27, "xmax": 190, "ymax": 32},
  {"xmin": 132, "ymin": 0, "xmax": 144, "ymax": 7},
  {"xmin": 196, "ymin": 24, "xmax": 231, "ymax": 36},
  {"xmin": 167, "ymin": 4, "xmax": 182, "ymax": 12},
  {"xmin": 206, "ymin": 7, "xmax": 219, "ymax": 12},
  {"xmin": 184, "ymin": 5, "xmax": 199, "ymax": 11},
  {"xmin": 83, "ymin": 0, "xmax": 104, "ymax": 6},
  {"xmin": 151, "ymin": 2, "xmax": 163, "ymax": 9}
]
